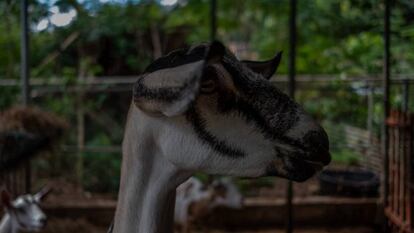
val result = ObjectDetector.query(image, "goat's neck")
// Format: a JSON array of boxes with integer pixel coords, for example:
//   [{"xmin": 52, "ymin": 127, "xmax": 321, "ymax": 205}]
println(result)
[
  {"xmin": 0, "ymin": 214, "xmax": 17, "ymax": 233},
  {"xmin": 113, "ymin": 107, "xmax": 191, "ymax": 233}
]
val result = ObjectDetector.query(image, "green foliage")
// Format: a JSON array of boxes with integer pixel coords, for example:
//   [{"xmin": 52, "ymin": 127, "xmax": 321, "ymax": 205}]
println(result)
[
  {"xmin": 82, "ymin": 134, "xmax": 121, "ymax": 193},
  {"xmin": 331, "ymin": 149, "xmax": 360, "ymax": 166},
  {"xmin": 235, "ymin": 177, "xmax": 274, "ymax": 196},
  {"xmin": 0, "ymin": 87, "xmax": 19, "ymax": 109},
  {"xmin": 298, "ymin": 82, "xmax": 369, "ymax": 128},
  {"xmin": 1, "ymin": 0, "xmax": 413, "ymax": 78},
  {"xmin": 320, "ymin": 121, "xmax": 363, "ymax": 166},
  {"xmin": 82, "ymin": 152, "xmax": 121, "ymax": 193}
]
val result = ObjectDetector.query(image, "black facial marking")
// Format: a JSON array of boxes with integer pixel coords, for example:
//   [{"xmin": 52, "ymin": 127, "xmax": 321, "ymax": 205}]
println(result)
[
  {"xmin": 220, "ymin": 97, "xmax": 310, "ymax": 155},
  {"xmin": 215, "ymin": 92, "xmax": 310, "ymax": 158},
  {"xmin": 23, "ymin": 197, "xmax": 31, "ymax": 204},
  {"xmin": 186, "ymin": 106, "xmax": 245, "ymax": 158},
  {"xmin": 218, "ymin": 54, "xmax": 300, "ymax": 138},
  {"xmin": 216, "ymin": 90, "xmax": 301, "ymax": 149}
]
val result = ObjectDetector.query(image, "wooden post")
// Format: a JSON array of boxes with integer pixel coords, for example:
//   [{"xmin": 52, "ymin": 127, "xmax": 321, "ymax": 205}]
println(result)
[
  {"xmin": 402, "ymin": 79, "xmax": 409, "ymax": 112},
  {"xmin": 368, "ymin": 83, "xmax": 374, "ymax": 130},
  {"xmin": 76, "ymin": 62, "xmax": 86, "ymax": 189},
  {"xmin": 76, "ymin": 101, "xmax": 85, "ymax": 188}
]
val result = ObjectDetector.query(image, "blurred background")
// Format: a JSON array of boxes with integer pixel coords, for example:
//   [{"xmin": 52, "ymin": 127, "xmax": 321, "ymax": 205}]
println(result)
[{"xmin": 0, "ymin": 0, "xmax": 414, "ymax": 232}]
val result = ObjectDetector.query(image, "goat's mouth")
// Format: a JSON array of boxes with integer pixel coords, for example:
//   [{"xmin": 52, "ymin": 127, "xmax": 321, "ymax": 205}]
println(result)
[
  {"xmin": 303, "ymin": 159, "xmax": 325, "ymax": 171},
  {"xmin": 266, "ymin": 150, "xmax": 331, "ymax": 182},
  {"xmin": 24, "ymin": 226, "xmax": 42, "ymax": 232},
  {"xmin": 25, "ymin": 223, "xmax": 46, "ymax": 232}
]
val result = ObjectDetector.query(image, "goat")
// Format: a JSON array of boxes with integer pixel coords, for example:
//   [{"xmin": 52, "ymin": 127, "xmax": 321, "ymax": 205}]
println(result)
[
  {"xmin": 0, "ymin": 187, "xmax": 51, "ymax": 233},
  {"xmin": 175, "ymin": 177, "xmax": 242, "ymax": 233},
  {"xmin": 112, "ymin": 41, "xmax": 330, "ymax": 233}
]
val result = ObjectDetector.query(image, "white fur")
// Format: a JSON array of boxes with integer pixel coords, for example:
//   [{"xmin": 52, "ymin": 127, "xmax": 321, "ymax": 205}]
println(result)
[
  {"xmin": 112, "ymin": 106, "xmax": 191, "ymax": 233},
  {"xmin": 0, "ymin": 194, "xmax": 47, "ymax": 233},
  {"xmin": 112, "ymin": 104, "xmax": 261, "ymax": 233},
  {"xmin": 174, "ymin": 178, "xmax": 208, "ymax": 225},
  {"xmin": 174, "ymin": 177, "xmax": 242, "ymax": 228},
  {"xmin": 112, "ymin": 100, "xmax": 313, "ymax": 233},
  {"xmin": 154, "ymin": 110, "xmax": 275, "ymax": 177},
  {"xmin": 210, "ymin": 178, "xmax": 243, "ymax": 209}
]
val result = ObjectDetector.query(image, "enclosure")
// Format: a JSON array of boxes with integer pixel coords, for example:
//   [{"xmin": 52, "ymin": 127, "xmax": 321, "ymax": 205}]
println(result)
[{"xmin": 1, "ymin": 0, "xmax": 414, "ymax": 232}]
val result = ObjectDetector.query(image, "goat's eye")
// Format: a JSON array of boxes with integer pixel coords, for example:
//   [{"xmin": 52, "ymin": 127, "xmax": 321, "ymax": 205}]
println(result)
[
  {"xmin": 14, "ymin": 207, "xmax": 26, "ymax": 214},
  {"xmin": 200, "ymin": 78, "xmax": 217, "ymax": 94},
  {"xmin": 201, "ymin": 68, "xmax": 218, "ymax": 94}
]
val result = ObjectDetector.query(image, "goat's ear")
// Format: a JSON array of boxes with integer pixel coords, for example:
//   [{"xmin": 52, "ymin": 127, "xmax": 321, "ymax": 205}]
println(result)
[
  {"xmin": 133, "ymin": 41, "xmax": 225, "ymax": 117},
  {"xmin": 133, "ymin": 61, "xmax": 203, "ymax": 117},
  {"xmin": 206, "ymin": 40, "xmax": 225, "ymax": 64},
  {"xmin": 242, "ymin": 51, "xmax": 282, "ymax": 80},
  {"xmin": 1, "ymin": 189, "xmax": 12, "ymax": 209},
  {"xmin": 34, "ymin": 186, "xmax": 53, "ymax": 202}
]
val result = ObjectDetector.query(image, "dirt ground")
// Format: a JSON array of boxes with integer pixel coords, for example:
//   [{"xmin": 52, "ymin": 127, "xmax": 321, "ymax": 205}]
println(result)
[
  {"xmin": 43, "ymin": 176, "xmax": 322, "ymax": 207},
  {"xmin": 203, "ymin": 229, "xmax": 374, "ymax": 233},
  {"xmin": 40, "ymin": 218, "xmax": 375, "ymax": 233},
  {"xmin": 256, "ymin": 176, "xmax": 320, "ymax": 197}
]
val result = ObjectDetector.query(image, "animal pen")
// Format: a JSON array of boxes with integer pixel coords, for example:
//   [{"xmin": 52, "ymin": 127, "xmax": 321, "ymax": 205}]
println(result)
[{"xmin": 1, "ymin": 0, "xmax": 414, "ymax": 233}]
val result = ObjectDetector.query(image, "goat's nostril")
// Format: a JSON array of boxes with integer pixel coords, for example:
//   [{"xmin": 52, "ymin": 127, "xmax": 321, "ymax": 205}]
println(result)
[
  {"xmin": 319, "ymin": 130, "xmax": 331, "ymax": 165},
  {"xmin": 303, "ymin": 129, "xmax": 330, "ymax": 151},
  {"xmin": 303, "ymin": 129, "xmax": 331, "ymax": 165},
  {"xmin": 321, "ymin": 150, "xmax": 331, "ymax": 165},
  {"xmin": 308, "ymin": 146, "xmax": 331, "ymax": 165},
  {"xmin": 310, "ymin": 129, "xmax": 329, "ymax": 150},
  {"xmin": 320, "ymin": 129, "xmax": 330, "ymax": 151},
  {"xmin": 39, "ymin": 217, "xmax": 47, "ymax": 226}
]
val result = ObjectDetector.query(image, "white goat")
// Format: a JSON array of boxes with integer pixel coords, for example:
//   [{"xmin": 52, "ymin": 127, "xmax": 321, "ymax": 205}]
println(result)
[
  {"xmin": 175, "ymin": 177, "xmax": 242, "ymax": 232},
  {"xmin": 210, "ymin": 177, "xmax": 243, "ymax": 209},
  {"xmin": 0, "ymin": 187, "xmax": 51, "ymax": 233},
  {"xmin": 175, "ymin": 178, "xmax": 210, "ymax": 226}
]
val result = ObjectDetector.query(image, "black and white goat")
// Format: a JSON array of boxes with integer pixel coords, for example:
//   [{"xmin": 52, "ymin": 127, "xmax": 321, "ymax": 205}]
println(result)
[
  {"xmin": 112, "ymin": 41, "xmax": 331, "ymax": 233},
  {"xmin": 0, "ymin": 187, "xmax": 51, "ymax": 233}
]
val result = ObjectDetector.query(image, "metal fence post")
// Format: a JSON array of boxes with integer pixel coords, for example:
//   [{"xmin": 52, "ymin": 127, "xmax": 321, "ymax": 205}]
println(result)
[
  {"xmin": 21, "ymin": 0, "xmax": 31, "ymax": 194},
  {"xmin": 286, "ymin": 0, "xmax": 297, "ymax": 233},
  {"xmin": 383, "ymin": 0, "xmax": 391, "ymax": 208},
  {"xmin": 402, "ymin": 79, "xmax": 409, "ymax": 112},
  {"xmin": 210, "ymin": 0, "xmax": 217, "ymax": 41}
]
